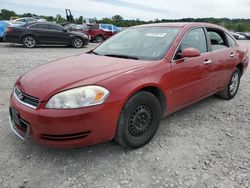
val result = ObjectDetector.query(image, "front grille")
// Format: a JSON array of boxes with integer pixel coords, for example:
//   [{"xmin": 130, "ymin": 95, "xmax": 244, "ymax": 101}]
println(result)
[
  {"xmin": 14, "ymin": 87, "xmax": 40, "ymax": 108},
  {"xmin": 41, "ymin": 131, "xmax": 91, "ymax": 141}
]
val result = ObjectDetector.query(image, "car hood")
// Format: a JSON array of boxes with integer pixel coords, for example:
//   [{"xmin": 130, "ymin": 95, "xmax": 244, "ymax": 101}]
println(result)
[{"xmin": 17, "ymin": 53, "xmax": 147, "ymax": 101}]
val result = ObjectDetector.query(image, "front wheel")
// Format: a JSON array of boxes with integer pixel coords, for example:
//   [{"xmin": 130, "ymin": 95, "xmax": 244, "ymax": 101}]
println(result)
[
  {"xmin": 217, "ymin": 68, "xmax": 241, "ymax": 99},
  {"xmin": 115, "ymin": 91, "xmax": 161, "ymax": 149},
  {"xmin": 72, "ymin": 37, "xmax": 84, "ymax": 48},
  {"xmin": 22, "ymin": 35, "xmax": 36, "ymax": 48}
]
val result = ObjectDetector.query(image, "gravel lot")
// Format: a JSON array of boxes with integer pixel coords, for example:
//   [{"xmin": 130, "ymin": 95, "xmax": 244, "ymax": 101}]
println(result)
[{"xmin": 0, "ymin": 41, "xmax": 249, "ymax": 188}]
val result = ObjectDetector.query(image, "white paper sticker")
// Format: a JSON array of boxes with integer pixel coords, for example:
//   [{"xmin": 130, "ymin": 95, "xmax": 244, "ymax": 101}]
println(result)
[{"xmin": 145, "ymin": 33, "xmax": 166, "ymax": 37}]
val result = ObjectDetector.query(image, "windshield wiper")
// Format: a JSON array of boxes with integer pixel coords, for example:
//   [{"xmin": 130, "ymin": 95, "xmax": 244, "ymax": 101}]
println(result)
[
  {"xmin": 87, "ymin": 50, "xmax": 100, "ymax": 55},
  {"xmin": 103, "ymin": 54, "xmax": 139, "ymax": 60}
]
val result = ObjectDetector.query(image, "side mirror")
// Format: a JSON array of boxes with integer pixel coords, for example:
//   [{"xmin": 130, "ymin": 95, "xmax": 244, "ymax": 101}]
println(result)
[
  {"xmin": 63, "ymin": 29, "xmax": 68, "ymax": 32},
  {"xmin": 181, "ymin": 47, "xmax": 201, "ymax": 58}
]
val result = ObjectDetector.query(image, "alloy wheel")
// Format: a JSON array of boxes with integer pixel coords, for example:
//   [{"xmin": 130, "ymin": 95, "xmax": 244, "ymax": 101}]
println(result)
[
  {"xmin": 229, "ymin": 72, "xmax": 239, "ymax": 96},
  {"xmin": 73, "ymin": 38, "xmax": 83, "ymax": 48},
  {"xmin": 24, "ymin": 36, "xmax": 36, "ymax": 48}
]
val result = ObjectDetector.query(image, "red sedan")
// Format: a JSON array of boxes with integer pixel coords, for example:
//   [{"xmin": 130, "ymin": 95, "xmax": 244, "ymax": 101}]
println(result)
[{"xmin": 9, "ymin": 22, "xmax": 248, "ymax": 148}]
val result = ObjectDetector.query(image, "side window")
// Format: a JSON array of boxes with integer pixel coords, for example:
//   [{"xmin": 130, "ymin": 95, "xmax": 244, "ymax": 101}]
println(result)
[
  {"xmin": 49, "ymin": 25, "xmax": 64, "ymax": 31},
  {"xmin": 226, "ymin": 33, "xmax": 237, "ymax": 47},
  {"xmin": 36, "ymin": 24, "xmax": 50, "ymax": 30},
  {"xmin": 174, "ymin": 28, "xmax": 207, "ymax": 59},
  {"xmin": 207, "ymin": 29, "xmax": 228, "ymax": 51},
  {"xmin": 100, "ymin": 24, "xmax": 112, "ymax": 31}
]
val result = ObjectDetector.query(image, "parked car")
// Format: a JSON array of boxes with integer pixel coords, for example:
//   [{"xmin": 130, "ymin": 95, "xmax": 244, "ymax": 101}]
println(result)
[
  {"xmin": 4, "ymin": 22, "xmax": 89, "ymax": 48},
  {"xmin": 0, "ymin": 21, "xmax": 25, "ymax": 41},
  {"xmin": 84, "ymin": 23, "xmax": 121, "ymax": 42},
  {"xmin": 230, "ymin": 32, "xmax": 246, "ymax": 40},
  {"xmin": 236, "ymin": 32, "xmax": 250, "ymax": 40},
  {"xmin": 9, "ymin": 23, "xmax": 248, "ymax": 148}
]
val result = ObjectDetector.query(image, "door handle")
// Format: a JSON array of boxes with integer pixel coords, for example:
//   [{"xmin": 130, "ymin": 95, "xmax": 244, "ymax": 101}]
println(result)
[
  {"xmin": 204, "ymin": 59, "xmax": 213, "ymax": 65},
  {"xmin": 230, "ymin": 53, "xmax": 235, "ymax": 57}
]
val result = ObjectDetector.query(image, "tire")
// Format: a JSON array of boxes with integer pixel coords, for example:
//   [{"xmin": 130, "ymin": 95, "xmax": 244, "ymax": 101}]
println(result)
[
  {"xmin": 22, "ymin": 35, "xmax": 36, "ymax": 48},
  {"xmin": 94, "ymin": 35, "xmax": 104, "ymax": 43},
  {"xmin": 115, "ymin": 91, "xmax": 161, "ymax": 149},
  {"xmin": 217, "ymin": 68, "xmax": 241, "ymax": 99},
  {"xmin": 72, "ymin": 37, "xmax": 84, "ymax": 48}
]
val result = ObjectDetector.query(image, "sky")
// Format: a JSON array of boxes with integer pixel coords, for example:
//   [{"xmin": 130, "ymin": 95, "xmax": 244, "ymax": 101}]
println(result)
[{"xmin": 1, "ymin": 0, "xmax": 250, "ymax": 21}]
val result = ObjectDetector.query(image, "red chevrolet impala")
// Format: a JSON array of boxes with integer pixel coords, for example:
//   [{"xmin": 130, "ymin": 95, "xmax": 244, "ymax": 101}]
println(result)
[{"xmin": 9, "ymin": 22, "xmax": 248, "ymax": 148}]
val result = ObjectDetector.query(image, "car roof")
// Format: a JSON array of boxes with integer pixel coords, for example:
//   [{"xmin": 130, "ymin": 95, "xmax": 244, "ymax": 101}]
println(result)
[
  {"xmin": 24, "ymin": 22, "xmax": 60, "ymax": 27},
  {"xmin": 133, "ymin": 22, "xmax": 226, "ymax": 30}
]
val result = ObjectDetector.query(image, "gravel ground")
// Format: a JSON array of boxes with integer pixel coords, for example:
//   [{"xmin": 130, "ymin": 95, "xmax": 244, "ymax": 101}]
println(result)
[{"xmin": 0, "ymin": 41, "xmax": 249, "ymax": 188}]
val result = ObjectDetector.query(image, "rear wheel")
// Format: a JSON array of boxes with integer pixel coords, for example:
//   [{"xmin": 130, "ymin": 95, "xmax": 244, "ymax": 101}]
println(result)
[
  {"xmin": 217, "ymin": 68, "xmax": 241, "ymax": 99},
  {"xmin": 115, "ymin": 91, "xmax": 161, "ymax": 148},
  {"xmin": 22, "ymin": 35, "xmax": 36, "ymax": 48},
  {"xmin": 72, "ymin": 37, "xmax": 84, "ymax": 48},
  {"xmin": 94, "ymin": 35, "xmax": 104, "ymax": 43}
]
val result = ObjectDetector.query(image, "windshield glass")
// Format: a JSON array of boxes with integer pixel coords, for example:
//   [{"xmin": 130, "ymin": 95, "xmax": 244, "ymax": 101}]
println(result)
[{"xmin": 93, "ymin": 26, "xmax": 180, "ymax": 60}]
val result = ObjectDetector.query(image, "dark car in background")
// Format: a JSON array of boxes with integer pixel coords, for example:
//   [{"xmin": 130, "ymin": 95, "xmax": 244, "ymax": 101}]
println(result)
[
  {"xmin": 236, "ymin": 32, "xmax": 250, "ymax": 40},
  {"xmin": 4, "ymin": 22, "xmax": 89, "ymax": 48},
  {"xmin": 84, "ymin": 23, "xmax": 121, "ymax": 42}
]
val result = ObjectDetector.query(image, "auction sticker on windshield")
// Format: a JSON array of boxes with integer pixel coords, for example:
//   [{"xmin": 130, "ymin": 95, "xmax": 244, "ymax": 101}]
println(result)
[{"xmin": 145, "ymin": 33, "xmax": 166, "ymax": 37}]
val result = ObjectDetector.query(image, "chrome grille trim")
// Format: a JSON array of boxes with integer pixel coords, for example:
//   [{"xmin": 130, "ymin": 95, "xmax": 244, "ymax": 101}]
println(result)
[{"xmin": 13, "ymin": 87, "xmax": 39, "ymax": 109}]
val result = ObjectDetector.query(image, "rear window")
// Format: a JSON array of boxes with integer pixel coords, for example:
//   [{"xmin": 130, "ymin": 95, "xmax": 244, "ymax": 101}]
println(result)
[{"xmin": 100, "ymin": 24, "xmax": 113, "ymax": 31}]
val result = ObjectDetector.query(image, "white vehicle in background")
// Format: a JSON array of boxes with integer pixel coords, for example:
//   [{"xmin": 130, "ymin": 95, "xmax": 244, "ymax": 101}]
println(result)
[
  {"xmin": 11, "ymin": 17, "xmax": 46, "ymax": 24},
  {"xmin": 82, "ymin": 18, "xmax": 96, "ymax": 26}
]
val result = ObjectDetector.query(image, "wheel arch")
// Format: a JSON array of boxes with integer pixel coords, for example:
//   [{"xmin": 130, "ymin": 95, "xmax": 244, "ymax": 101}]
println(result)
[
  {"xmin": 123, "ymin": 84, "xmax": 167, "ymax": 117},
  {"xmin": 236, "ymin": 63, "xmax": 244, "ymax": 77}
]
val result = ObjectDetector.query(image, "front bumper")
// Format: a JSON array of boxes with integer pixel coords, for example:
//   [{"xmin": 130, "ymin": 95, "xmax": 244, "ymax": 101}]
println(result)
[{"xmin": 9, "ymin": 93, "xmax": 121, "ymax": 148}]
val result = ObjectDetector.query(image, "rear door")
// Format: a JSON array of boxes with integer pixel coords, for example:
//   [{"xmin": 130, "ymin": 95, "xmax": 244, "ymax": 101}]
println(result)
[
  {"xmin": 29, "ymin": 23, "xmax": 53, "ymax": 43},
  {"xmin": 169, "ymin": 27, "xmax": 212, "ymax": 110},
  {"xmin": 205, "ymin": 28, "xmax": 237, "ymax": 90}
]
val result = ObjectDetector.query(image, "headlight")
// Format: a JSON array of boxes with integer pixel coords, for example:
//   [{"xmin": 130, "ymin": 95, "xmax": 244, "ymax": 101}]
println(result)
[{"xmin": 45, "ymin": 86, "xmax": 109, "ymax": 109}]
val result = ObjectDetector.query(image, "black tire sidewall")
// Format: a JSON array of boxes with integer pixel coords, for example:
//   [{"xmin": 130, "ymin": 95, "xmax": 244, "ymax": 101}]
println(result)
[
  {"xmin": 227, "ymin": 69, "xmax": 241, "ymax": 99},
  {"xmin": 118, "ymin": 92, "xmax": 161, "ymax": 148}
]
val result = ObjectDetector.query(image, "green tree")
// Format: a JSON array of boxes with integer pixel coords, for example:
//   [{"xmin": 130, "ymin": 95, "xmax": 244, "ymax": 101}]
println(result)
[
  {"xmin": 112, "ymin": 15, "xmax": 123, "ymax": 22},
  {"xmin": 55, "ymin": 14, "xmax": 66, "ymax": 23},
  {"xmin": 0, "ymin": 9, "xmax": 17, "ymax": 20},
  {"xmin": 75, "ymin": 16, "xmax": 83, "ymax": 24},
  {"xmin": 234, "ymin": 23, "xmax": 246, "ymax": 32}
]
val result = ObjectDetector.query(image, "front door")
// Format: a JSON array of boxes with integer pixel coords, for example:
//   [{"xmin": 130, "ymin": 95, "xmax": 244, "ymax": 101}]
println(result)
[
  {"xmin": 168, "ymin": 27, "xmax": 212, "ymax": 111},
  {"xmin": 48, "ymin": 25, "xmax": 69, "ymax": 44}
]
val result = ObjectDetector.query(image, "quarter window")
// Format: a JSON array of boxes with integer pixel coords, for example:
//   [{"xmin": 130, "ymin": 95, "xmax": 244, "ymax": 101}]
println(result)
[
  {"xmin": 226, "ymin": 33, "xmax": 237, "ymax": 47},
  {"xmin": 30, "ymin": 24, "xmax": 39, "ymax": 29}
]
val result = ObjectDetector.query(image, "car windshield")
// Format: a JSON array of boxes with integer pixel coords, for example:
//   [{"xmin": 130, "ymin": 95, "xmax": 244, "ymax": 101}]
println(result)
[{"xmin": 93, "ymin": 26, "xmax": 180, "ymax": 60}]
